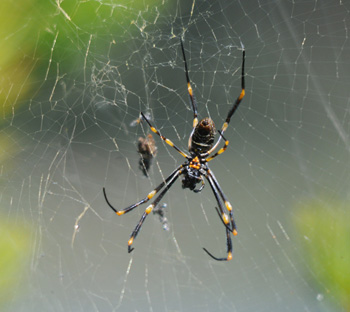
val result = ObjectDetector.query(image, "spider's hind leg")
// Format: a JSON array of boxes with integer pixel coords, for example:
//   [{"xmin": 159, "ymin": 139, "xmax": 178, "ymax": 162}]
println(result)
[{"xmin": 140, "ymin": 112, "xmax": 189, "ymax": 160}]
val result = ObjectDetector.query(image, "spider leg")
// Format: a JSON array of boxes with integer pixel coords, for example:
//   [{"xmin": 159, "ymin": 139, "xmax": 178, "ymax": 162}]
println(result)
[
  {"xmin": 203, "ymin": 227, "xmax": 232, "ymax": 261},
  {"xmin": 207, "ymin": 170, "xmax": 237, "ymax": 235},
  {"xmin": 205, "ymin": 48, "xmax": 245, "ymax": 156},
  {"xmin": 193, "ymin": 175, "xmax": 205, "ymax": 193},
  {"xmin": 179, "ymin": 38, "xmax": 200, "ymax": 150},
  {"xmin": 128, "ymin": 168, "xmax": 183, "ymax": 252},
  {"xmin": 141, "ymin": 112, "xmax": 190, "ymax": 159},
  {"xmin": 214, "ymin": 207, "xmax": 235, "ymax": 233},
  {"xmin": 103, "ymin": 165, "xmax": 183, "ymax": 215},
  {"xmin": 205, "ymin": 173, "xmax": 235, "ymax": 233},
  {"xmin": 202, "ymin": 172, "xmax": 235, "ymax": 261},
  {"xmin": 223, "ymin": 48, "xmax": 246, "ymax": 129},
  {"xmin": 202, "ymin": 130, "xmax": 229, "ymax": 162}
]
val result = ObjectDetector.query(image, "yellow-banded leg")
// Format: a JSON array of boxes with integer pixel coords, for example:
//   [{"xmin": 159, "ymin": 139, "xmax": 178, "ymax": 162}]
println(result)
[
  {"xmin": 140, "ymin": 112, "xmax": 189, "ymax": 160},
  {"xmin": 204, "ymin": 131, "xmax": 229, "ymax": 163},
  {"xmin": 103, "ymin": 165, "xmax": 183, "ymax": 215},
  {"xmin": 202, "ymin": 171, "xmax": 235, "ymax": 261},
  {"xmin": 208, "ymin": 170, "xmax": 237, "ymax": 235},
  {"xmin": 128, "ymin": 168, "xmax": 182, "ymax": 252},
  {"xmin": 204, "ymin": 48, "xmax": 245, "ymax": 156},
  {"xmin": 203, "ymin": 227, "xmax": 233, "ymax": 261},
  {"xmin": 180, "ymin": 38, "xmax": 200, "ymax": 151}
]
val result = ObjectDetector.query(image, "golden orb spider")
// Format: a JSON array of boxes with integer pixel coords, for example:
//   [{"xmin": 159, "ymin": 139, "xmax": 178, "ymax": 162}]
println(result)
[{"xmin": 103, "ymin": 39, "xmax": 245, "ymax": 261}]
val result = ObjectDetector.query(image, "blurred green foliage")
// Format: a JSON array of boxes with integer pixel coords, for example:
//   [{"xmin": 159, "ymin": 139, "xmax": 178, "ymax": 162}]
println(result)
[
  {"xmin": 0, "ymin": 0, "xmax": 166, "ymax": 180},
  {"xmin": 0, "ymin": 0, "xmax": 164, "ymax": 119},
  {"xmin": 294, "ymin": 198, "xmax": 350, "ymax": 310},
  {"xmin": 0, "ymin": 222, "xmax": 32, "ymax": 309},
  {"xmin": 0, "ymin": 0, "xmax": 163, "ymax": 308}
]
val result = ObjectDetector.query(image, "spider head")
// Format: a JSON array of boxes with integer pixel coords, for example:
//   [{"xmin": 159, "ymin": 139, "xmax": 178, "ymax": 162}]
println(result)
[
  {"xmin": 190, "ymin": 117, "xmax": 216, "ymax": 154},
  {"xmin": 182, "ymin": 170, "xmax": 201, "ymax": 191},
  {"xmin": 182, "ymin": 157, "xmax": 205, "ymax": 192}
]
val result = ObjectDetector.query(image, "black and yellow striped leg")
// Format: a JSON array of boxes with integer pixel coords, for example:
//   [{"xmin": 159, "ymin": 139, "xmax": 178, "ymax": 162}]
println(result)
[
  {"xmin": 180, "ymin": 38, "xmax": 198, "ymax": 122},
  {"xmin": 204, "ymin": 131, "xmax": 230, "ymax": 162},
  {"xmin": 202, "ymin": 172, "xmax": 234, "ymax": 261},
  {"xmin": 203, "ymin": 227, "xmax": 232, "ymax": 262},
  {"xmin": 206, "ymin": 173, "xmax": 235, "ymax": 233},
  {"xmin": 180, "ymin": 38, "xmax": 200, "ymax": 150},
  {"xmin": 128, "ymin": 168, "xmax": 183, "ymax": 253},
  {"xmin": 103, "ymin": 165, "xmax": 183, "ymax": 216},
  {"xmin": 208, "ymin": 170, "xmax": 237, "ymax": 236},
  {"xmin": 204, "ymin": 48, "xmax": 245, "ymax": 156},
  {"xmin": 223, "ymin": 49, "xmax": 245, "ymax": 130},
  {"xmin": 140, "ymin": 112, "xmax": 189, "ymax": 159}
]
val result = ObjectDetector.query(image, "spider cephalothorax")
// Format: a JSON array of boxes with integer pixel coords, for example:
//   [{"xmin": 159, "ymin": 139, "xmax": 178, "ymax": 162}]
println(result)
[
  {"xmin": 181, "ymin": 156, "xmax": 206, "ymax": 192},
  {"xmin": 103, "ymin": 38, "xmax": 245, "ymax": 261}
]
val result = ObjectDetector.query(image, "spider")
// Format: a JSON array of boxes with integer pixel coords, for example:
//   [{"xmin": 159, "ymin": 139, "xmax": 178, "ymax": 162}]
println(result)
[{"xmin": 103, "ymin": 38, "xmax": 245, "ymax": 261}]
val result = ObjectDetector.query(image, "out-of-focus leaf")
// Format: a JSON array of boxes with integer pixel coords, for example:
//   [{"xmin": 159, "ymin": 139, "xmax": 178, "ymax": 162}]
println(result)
[{"xmin": 294, "ymin": 199, "xmax": 350, "ymax": 310}]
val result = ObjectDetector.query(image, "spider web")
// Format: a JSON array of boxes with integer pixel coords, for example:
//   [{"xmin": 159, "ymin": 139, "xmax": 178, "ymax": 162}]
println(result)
[{"xmin": 1, "ymin": 0, "xmax": 349, "ymax": 311}]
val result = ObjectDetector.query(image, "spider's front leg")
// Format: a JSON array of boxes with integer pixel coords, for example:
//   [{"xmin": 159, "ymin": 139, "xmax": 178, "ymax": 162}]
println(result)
[
  {"xmin": 103, "ymin": 165, "xmax": 183, "ymax": 215},
  {"xmin": 202, "ymin": 170, "xmax": 237, "ymax": 261},
  {"xmin": 203, "ymin": 227, "xmax": 233, "ymax": 261},
  {"xmin": 127, "ymin": 168, "xmax": 182, "ymax": 252},
  {"xmin": 208, "ymin": 170, "xmax": 237, "ymax": 235}
]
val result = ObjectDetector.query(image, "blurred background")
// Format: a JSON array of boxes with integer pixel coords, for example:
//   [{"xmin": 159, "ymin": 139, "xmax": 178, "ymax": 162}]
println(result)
[{"xmin": 1, "ymin": 0, "xmax": 349, "ymax": 311}]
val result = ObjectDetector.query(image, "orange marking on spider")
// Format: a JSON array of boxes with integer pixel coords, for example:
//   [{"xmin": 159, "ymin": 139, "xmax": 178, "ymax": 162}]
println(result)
[
  {"xmin": 116, "ymin": 211, "xmax": 125, "ymax": 216},
  {"xmin": 165, "ymin": 139, "xmax": 174, "ymax": 147},
  {"xmin": 223, "ymin": 213, "xmax": 229, "ymax": 224},
  {"xmin": 147, "ymin": 190, "xmax": 156, "ymax": 199},
  {"xmin": 193, "ymin": 117, "xmax": 198, "ymax": 128},
  {"xmin": 189, "ymin": 156, "xmax": 201, "ymax": 169},
  {"xmin": 145, "ymin": 204, "xmax": 153, "ymax": 214},
  {"xmin": 239, "ymin": 89, "xmax": 245, "ymax": 100},
  {"xmin": 225, "ymin": 201, "xmax": 232, "ymax": 211},
  {"xmin": 187, "ymin": 83, "xmax": 193, "ymax": 96},
  {"xmin": 217, "ymin": 147, "xmax": 225, "ymax": 155},
  {"xmin": 128, "ymin": 237, "xmax": 134, "ymax": 246}
]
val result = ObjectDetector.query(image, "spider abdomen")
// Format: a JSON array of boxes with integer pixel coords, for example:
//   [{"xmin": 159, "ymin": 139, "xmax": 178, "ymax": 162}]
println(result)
[{"xmin": 190, "ymin": 117, "xmax": 216, "ymax": 154}]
